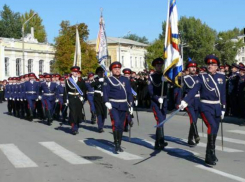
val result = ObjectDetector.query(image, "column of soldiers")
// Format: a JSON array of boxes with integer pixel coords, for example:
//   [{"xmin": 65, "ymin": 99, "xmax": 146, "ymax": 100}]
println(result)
[{"xmin": 1, "ymin": 56, "xmax": 245, "ymax": 164}]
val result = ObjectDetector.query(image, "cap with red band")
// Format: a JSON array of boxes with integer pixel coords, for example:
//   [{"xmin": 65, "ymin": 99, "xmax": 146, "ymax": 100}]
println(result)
[{"xmin": 109, "ymin": 61, "xmax": 122, "ymax": 71}]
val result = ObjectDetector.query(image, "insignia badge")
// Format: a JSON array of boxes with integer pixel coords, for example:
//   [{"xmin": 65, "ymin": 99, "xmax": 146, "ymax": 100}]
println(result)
[
  {"xmin": 148, "ymin": 81, "xmax": 151, "ymax": 85},
  {"xmin": 206, "ymin": 78, "xmax": 209, "ymax": 82},
  {"xmin": 123, "ymin": 82, "xmax": 125, "ymax": 87},
  {"xmin": 196, "ymin": 80, "xmax": 199, "ymax": 83},
  {"xmin": 103, "ymin": 82, "xmax": 107, "ymax": 86}
]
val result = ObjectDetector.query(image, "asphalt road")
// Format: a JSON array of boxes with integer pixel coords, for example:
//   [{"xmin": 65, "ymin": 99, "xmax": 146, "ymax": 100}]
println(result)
[{"xmin": 0, "ymin": 101, "xmax": 244, "ymax": 182}]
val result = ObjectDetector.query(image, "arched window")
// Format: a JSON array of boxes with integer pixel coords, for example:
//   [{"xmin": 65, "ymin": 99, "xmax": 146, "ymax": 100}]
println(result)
[
  {"xmin": 28, "ymin": 59, "xmax": 33, "ymax": 73},
  {"xmin": 16, "ymin": 58, "xmax": 21, "ymax": 76},
  {"xmin": 50, "ymin": 60, "xmax": 55, "ymax": 73},
  {"xmin": 39, "ymin": 60, "xmax": 44, "ymax": 74},
  {"xmin": 5, "ymin": 57, "xmax": 9, "ymax": 76}
]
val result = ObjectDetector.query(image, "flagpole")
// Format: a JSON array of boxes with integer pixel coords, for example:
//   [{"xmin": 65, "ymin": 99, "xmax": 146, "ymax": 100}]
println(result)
[{"xmin": 160, "ymin": 0, "xmax": 170, "ymax": 110}]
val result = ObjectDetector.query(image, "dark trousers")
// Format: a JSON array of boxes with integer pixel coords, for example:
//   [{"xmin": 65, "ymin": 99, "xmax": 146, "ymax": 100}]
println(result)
[
  {"xmin": 201, "ymin": 112, "xmax": 220, "ymax": 134},
  {"xmin": 109, "ymin": 108, "xmax": 126, "ymax": 132}
]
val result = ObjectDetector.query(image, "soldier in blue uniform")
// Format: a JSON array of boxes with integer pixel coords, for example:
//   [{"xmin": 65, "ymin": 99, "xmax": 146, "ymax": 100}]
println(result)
[
  {"xmin": 12, "ymin": 77, "xmax": 19, "ymax": 117},
  {"xmin": 183, "ymin": 61, "xmax": 200, "ymax": 146},
  {"xmin": 85, "ymin": 72, "xmax": 96, "ymax": 124},
  {"xmin": 103, "ymin": 62, "xmax": 133, "ymax": 153},
  {"xmin": 148, "ymin": 58, "xmax": 168, "ymax": 150},
  {"xmin": 39, "ymin": 74, "xmax": 57, "ymax": 125},
  {"xmin": 122, "ymin": 68, "xmax": 134, "ymax": 132},
  {"xmin": 227, "ymin": 63, "xmax": 240, "ymax": 117},
  {"xmin": 55, "ymin": 77, "xmax": 67, "ymax": 124},
  {"xmin": 179, "ymin": 55, "xmax": 226, "ymax": 166},
  {"xmin": 91, "ymin": 67, "xmax": 107, "ymax": 133},
  {"xmin": 24, "ymin": 73, "xmax": 40, "ymax": 121},
  {"xmin": 63, "ymin": 66, "xmax": 87, "ymax": 135},
  {"xmin": 19, "ymin": 75, "xmax": 26, "ymax": 119},
  {"xmin": 237, "ymin": 66, "xmax": 245, "ymax": 119},
  {"xmin": 5, "ymin": 77, "xmax": 13, "ymax": 115}
]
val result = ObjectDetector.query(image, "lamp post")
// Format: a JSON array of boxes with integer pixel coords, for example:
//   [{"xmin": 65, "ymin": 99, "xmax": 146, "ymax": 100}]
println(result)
[
  {"xmin": 119, "ymin": 31, "xmax": 130, "ymax": 62},
  {"xmin": 22, "ymin": 12, "xmax": 37, "ymax": 74}
]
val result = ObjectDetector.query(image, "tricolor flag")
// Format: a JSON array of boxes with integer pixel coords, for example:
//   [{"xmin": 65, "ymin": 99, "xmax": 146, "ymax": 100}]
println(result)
[
  {"xmin": 96, "ymin": 12, "xmax": 108, "ymax": 75},
  {"xmin": 73, "ymin": 25, "xmax": 82, "ymax": 67},
  {"xmin": 164, "ymin": 0, "xmax": 182, "ymax": 87}
]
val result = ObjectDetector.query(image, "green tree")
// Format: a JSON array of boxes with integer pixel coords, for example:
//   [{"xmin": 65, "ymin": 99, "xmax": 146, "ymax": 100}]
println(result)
[
  {"xmin": 21, "ymin": 9, "xmax": 47, "ymax": 42},
  {"xmin": 215, "ymin": 28, "xmax": 244, "ymax": 65},
  {"xmin": 123, "ymin": 33, "xmax": 149, "ymax": 44},
  {"xmin": 0, "ymin": 4, "xmax": 22, "ymax": 38},
  {"xmin": 145, "ymin": 39, "xmax": 164, "ymax": 70},
  {"xmin": 53, "ymin": 20, "xmax": 98, "ymax": 75}
]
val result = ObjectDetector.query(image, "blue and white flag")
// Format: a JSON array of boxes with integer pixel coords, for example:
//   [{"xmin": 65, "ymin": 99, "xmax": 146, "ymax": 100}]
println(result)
[{"xmin": 96, "ymin": 13, "xmax": 108, "ymax": 76}]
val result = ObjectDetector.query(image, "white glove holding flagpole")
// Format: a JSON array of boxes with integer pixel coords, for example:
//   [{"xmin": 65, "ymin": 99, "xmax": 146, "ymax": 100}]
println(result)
[
  {"xmin": 158, "ymin": 98, "xmax": 163, "ymax": 104},
  {"xmin": 221, "ymin": 111, "xmax": 225, "ymax": 120},
  {"xmin": 178, "ymin": 100, "xmax": 188, "ymax": 110}
]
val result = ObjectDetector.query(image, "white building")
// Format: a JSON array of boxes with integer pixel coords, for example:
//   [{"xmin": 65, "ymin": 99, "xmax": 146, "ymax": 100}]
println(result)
[
  {"xmin": 235, "ymin": 34, "xmax": 245, "ymax": 64},
  {"xmin": 88, "ymin": 37, "xmax": 148, "ymax": 73},
  {"xmin": 0, "ymin": 30, "xmax": 55, "ymax": 80}
]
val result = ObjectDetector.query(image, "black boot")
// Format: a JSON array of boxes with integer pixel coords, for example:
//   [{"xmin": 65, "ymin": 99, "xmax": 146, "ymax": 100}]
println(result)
[
  {"xmin": 91, "ymin": 112, "xmax": 96, "ymax": 124},
  {"xmin": 188, "ymin": 124, "xmax": 196, "ymax": 146},
  {"xmin": 118, "ymin": 131, "xmax": 124, "ymax": 152},
  {"xmin": 160, "ymin": 127, "xmax": 168, "ymax": 148},
  {"xmin": 155, "ymin": 127, "xmax": 167, "ymax": 150},
  {"xmin": 29, "ymin": 109, "xmax": 33, "ymax": 121},
  {"xmin": 213, "ymin": 134, "xmax": 218, "ymax": 162},
  {"xmin": 113, "ymin": 131, "xmax": 120, "ymax": 153},
  {"xmin": 205, "ymin": 134, "xmax": 216, "ymax": 166},
  {"xmin": 192, "ymin": 123, "xmax": 200, "ymax": 144}
]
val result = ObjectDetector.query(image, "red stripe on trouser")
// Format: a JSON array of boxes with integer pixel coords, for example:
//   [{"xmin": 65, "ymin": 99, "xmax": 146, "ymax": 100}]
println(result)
[
  {"xmin": 152, "ymin": 106, "xmax": 160, "ymax": 125},
  {"xmin": 200, "ymin": 112, "xmax": 211, "ymax": 134},
  {"xmin": 59, "ymin": 102, "xmax": 62, "ymax": 110},
  {"xmin": 44, "ymin": 100, "xmax": 48, "ymax": 110},
  {"xmin": 185, "ymin": 107, "xmax": 193, "ymax": 124},
  {"xmin": 109, "ymin": 111, "xmax": 115, "ymax": 131}
]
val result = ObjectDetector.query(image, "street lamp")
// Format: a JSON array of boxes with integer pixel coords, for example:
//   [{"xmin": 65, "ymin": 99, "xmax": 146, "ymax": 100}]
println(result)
[
  {"xmin": 22, "ymin": 12, "xmax": 37, "ymax": 74},
  {"xmin": 119, "ymin": 31, "xmax": 130, "ymax": 62}
]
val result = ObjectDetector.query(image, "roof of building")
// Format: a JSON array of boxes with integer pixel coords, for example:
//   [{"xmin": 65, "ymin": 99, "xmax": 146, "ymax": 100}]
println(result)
[{"xmin": 88, "ymin": 37, "xmax": 148, "ymax": 47}]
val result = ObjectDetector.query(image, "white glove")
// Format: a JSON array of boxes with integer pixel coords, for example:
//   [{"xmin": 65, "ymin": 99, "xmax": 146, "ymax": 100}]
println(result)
[
  {"xmin": 129, "ymin": 107, "xmax": 133, "ymax": 115},
  {"xmin": 17, "ymin": 99, "xmax": 19, "ymax": 101},
  {"xmin": 55, "ymin": 99, "xmax": 59, "ymax": 103},
  {"xmin": 158, "ymin": 98, "xmax": 163, "ymax": 104},
  {"xmin": 161, "ymin": 76, "xmax": 166, "ymax": 82},
  {"xmin": 38, "ymin": 96, "xmax": 42, "ymax": 100},
  {"xmin": 9, "ymin": 97, "xmax": 12, "ymax": 100},
  {"xmin": 99, "ymin": 78, "xmax": 104, "ymax": 82},
  {"xmin": 36, "ymin": 99, "xmax": 38, "ymax": 101},
  {"xmin": 134, "ymin": 100, "xmax": 138, "ymax": 106},
  {"xmin": 105, "ymin": 102, "xmax": 112, "ymax": 110},
  {"xmin": 24, "ymin": 99, "xmax": 26, "ymax": 101},
  {"xmin": 221, "ymin": 111, "xmax": 225, "ymax": 120},
  {"xmin": 79, "ymin": 97, "xmax": 84, "ymax": 102},
  {"xmin": 5, "ymin": 98, "xmax": 8, "ymax": 100},
  {"xmin": 179, "ymin": 100, "xmax": 188, "ymax": 110},
  {"xmin": 64, "ymin": 99, "xmax": 69, "ymax": 106},
  {"xmin": 20, "ymin": 99, "xmax": 23, "ymax": 101}
]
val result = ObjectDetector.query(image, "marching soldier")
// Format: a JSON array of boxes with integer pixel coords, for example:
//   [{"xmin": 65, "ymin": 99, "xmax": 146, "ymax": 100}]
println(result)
[
  {"xmin": 179, "ymin": 55, "xmax": 226, "ymax": 166},
  {"xmin": 39, "ymin": 74, "xmax": 57, "ymax": 125},
  {"xmin": 148, "ymin": 58, "xmax": 168, "ymax": 150},
  {"xmin": 91, "ymin": 67, "xmax": 107, "ymax": 133},
  {"xmin": 183, "ymin": 61, "xmax": 200, "ymax": 146},
  {"xmin": 85, "ymin": 72, "xmax": 96, "ymax": 124},
  {"xmin": 103, "ymin": 62, "xmax": 133, "ymax": 153},
  {"xmin": 63, "ymin": 66, "xmax": 87, "ymax": 135},
  {"xmin": 55, "ymin": 77, "xmax": 67, "ymax": 124},
  {"xmin": 122, "ymin": 68, "xmax": 134, "ymax": 132},
  {"xmin": 24, "ymin": 73, "xmax": 40, "ymax": 121}
]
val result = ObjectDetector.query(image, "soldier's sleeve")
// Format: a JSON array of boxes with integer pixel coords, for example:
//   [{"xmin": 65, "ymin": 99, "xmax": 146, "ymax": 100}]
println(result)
[
  {"xmin": 63, "ymin": 80, "xmax": 68, "ymax": 103},
  {"xmin": 90, "ymin": 79, "xmax": 100, "ymax": 87},
  {"xmin": 147, "ymin": 77, "xmax": 159, "ymax": 103},
  {"xmin": 126, "ymin": 79, "xmax": 133, "ymax": 106},
  {"xmin": 81, "ymin": 81, "xmax": 87, "ymax": 100},
  {"xmin": 183, "ymin": 78, "xmax": 201, "ymax": 104},
  {"xmin": 102, "ymin": 78, "xmax": 110, "ymax": 103}
]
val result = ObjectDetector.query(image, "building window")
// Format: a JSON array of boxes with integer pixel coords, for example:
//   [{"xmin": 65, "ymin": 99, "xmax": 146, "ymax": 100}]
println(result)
[
  {"xmin": 5, "ymin": 57, "xmax": 9, "ymax": 76},
  {"xmin": 50, "ymin": 60, "xmax": 55, "ymax": 73},
  {"xmin": 135, "ymin": 57, "xmax": 137, "ymax": 67},
  {"xmin": 28, "ymin": 59, "xmax": 33, "ymax": 73},
  {"xmin": 122, "ymin": 56, "xmax": 124, "ymax": 66},
  {"xmin": 130, "ymin": 56, "xmax": 133, "ymax": 68},
  {"xmin": 39, "ymin": 60, "xmax": 44, "ymax": 74},
  {"xmin": 242, "ymin": 57, "xmax": 245, "ymax": 62},
  {"xmin": 16, "ymin": 58, "xmax": 21, "ymax": 76}
]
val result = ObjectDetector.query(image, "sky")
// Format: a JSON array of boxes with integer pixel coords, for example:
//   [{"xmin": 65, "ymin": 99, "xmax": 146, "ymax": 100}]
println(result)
[{"xmin": 0, "ymin": 0, "xmax": 244, "ymax": 44}]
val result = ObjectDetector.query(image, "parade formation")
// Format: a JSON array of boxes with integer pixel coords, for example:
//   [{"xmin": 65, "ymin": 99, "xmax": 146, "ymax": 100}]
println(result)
[{"xmin": 0, "ymin": 55, "xmax": 245, "ymax": 167}]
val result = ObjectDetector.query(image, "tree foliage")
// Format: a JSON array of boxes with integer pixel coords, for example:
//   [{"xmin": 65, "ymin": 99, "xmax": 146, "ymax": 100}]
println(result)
[
  {"xmin": 123, "ymin": 33, "xmax": 149, "ymax": 44},
  {"xmin": 53, "ymin": 21, "xmax": 98, "ymax": 76},
  {"xmin": 0, "ymin": 4, "xmax": 22, "ymax": 38},
  {"xmin": 20, "ymin": 9, "xmax": 47, "ymax": 42}
]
